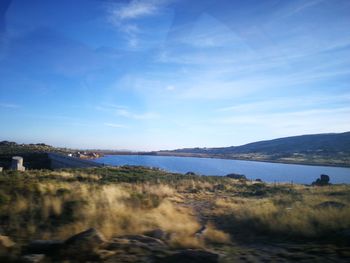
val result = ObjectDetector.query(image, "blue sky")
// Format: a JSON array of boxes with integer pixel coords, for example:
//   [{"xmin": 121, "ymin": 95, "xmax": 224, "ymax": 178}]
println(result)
[{"xmin": 0, "ymin": 0, "xmax": 350, "ymax": 150}]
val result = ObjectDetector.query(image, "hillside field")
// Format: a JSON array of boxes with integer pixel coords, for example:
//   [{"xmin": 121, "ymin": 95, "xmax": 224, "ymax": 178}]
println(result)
[{"xmin": 0, "ymin": 167, "xmax": 349, "ymax": 262}]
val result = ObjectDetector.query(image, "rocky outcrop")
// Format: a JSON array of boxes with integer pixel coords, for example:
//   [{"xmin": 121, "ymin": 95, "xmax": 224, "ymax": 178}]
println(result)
[
  {"xmin": 64, "ymin": 228, "xmax": 106, "ymax": 249},
  {"xmin": 63, "ymin": 228, "xmax": 107, "ymax": 260},
  {"xmin": 143, "ymin": 229, "xmax": 168, "ymax": 240},
  {"xmin": 312, "ymin": 174, "xmax": 330, "ymax": 186},
  {"xmin": 18, "ymin": 228, "xmax": 220, "ymax": 262},
  {"xmin": 22, "ymin": 228, "xmax": 106, "ymax": 261}
]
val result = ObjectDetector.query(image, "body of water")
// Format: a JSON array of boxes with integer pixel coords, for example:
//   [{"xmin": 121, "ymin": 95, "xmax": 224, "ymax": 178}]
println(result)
[{"xmin": 94, "ymin": 155, "xmax": 350, "ymax": 184}]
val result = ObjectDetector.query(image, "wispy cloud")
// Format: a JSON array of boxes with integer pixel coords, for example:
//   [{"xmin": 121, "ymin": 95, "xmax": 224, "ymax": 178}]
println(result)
[
  {"xmin": 216, "ymin": 93, "xmax": 350, "ymax": 113},
  {"xmin": 104, "ymin": 123, "xmax": 128, "ymax": 128},
  {"xmin": 281, "ymin": 0, "xmax": 327, "ymax": 18},
  {"xmin": 213, "ymin": 107, "xmax": 350, "ymax": 135},
  {"xmin": 150, "ymin": 29, "xmax": 350, "ymax": 100},
  {"xmin": 96, "ymin": 103, "xmax": 128, "ymax": 112},
  {"xmin": 165, "ymin": 85, "xmax": 175, "ymax": 91},
  {"xmin": 116, "ymin": 109, "xmax": 159, "ymax": 120},
  {"xmin": 107, "ymin": 0, "xmax": 172, "ymax": 47},
  {"xmin": 97, "ymin": 103, "xmax": 159, "ymax": 120},
  {"xmin": 111, "ymin": 0, "xmax": 162, "ymax": 21},
  {"xmin": 0, "ymin": 103, "xmax": 20, "ymax": 109}
]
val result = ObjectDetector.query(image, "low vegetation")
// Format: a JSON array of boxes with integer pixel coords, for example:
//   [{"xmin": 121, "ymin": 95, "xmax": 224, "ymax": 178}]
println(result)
[
  {"xmin": 214, "ymin": 184, "xmax": 350, "ymax": 239},
  {"xmin": 0, "ymin": 141, "xmax": 69, "ymax": 155},
  {"xmin": 0, "ymin": 166, "xmax": 349, "ymax": 261}
]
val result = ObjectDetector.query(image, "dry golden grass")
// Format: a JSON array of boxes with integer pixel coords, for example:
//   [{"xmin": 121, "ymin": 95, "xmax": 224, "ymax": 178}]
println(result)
[
  {"xmin": 201, "ymin": 223, "xmax": 231, "ymax": 244},
  {"xmin": 1, "ymin": 174, "xmax": 229, "ymax": 248},
  {"xmin": 1, "ymin": 168, "xmax": 349, "ymax": 249},
  {"xmin": 214, "ymin": 184, "xmax": 350, "ymax": 238}
]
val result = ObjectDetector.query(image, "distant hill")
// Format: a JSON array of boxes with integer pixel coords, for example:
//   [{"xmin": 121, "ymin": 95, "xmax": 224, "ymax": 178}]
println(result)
[
  {"xmin": 157, "ymin": 132, "xmax": 350, "ymax": 167},
  {"xmin": 0, "ymin": 141, "xmax": 68, "ymax": 155},
  {"xmin": 170, "ymin": 132, "xmax": 350, "ymax": 155}
]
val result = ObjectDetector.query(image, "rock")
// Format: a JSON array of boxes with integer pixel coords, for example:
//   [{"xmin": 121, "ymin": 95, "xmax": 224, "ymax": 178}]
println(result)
[
  {"xmin": 226, "ymin": 173, "xmax": 247, "ymax": 180},
  {"xmin": 320, "ymin": 174, "xmax": 330, "ymax": 182},
  {"xmin": 312, "ymin": 174, "xmax": 330, "ymax": 186},
  {"xmin": 118, "ymin": 235, "xmax": 166, "ymax": 246},
  {"xmin": 24, "ymin": 240, "xmax": 63, "ymax": 255},
  {"xmin": 107, "ymin": 238, "xmax": 151, "ymax": 252},
  {"xmin": 64, "ymin": 228, "xmax": 106, "ymax": 248},
  {"xmin": 316, "ymin": 201, "xmax": 346, "ymax": 209},
  {"xmin": 186, "ymin": 172, "xmax": 196, "ymax": 176},
  {"xmin": 106, "ymin": 237, "xmax": 131, "ymax": 249},
  {"xmin": 0, "ymin": 235, "xmax": 15, "ymax": 249},
  {"xmin": 63, "ymin": 228, "xmax": 106, "ymax": 259},
  {"xmin": 21, "ymin": 254, "xmax": 46, "ymax": 263},
  {"xmin": 106, "ymin": 235, "xmax": 167, "ymax": 252},
  {"xmin": 143, "ymin": 229, "xmax": 168, "ymax": 240},
  {"xmin": 162, "ymin": 249, "xmax": 219, "ymax": 263}
]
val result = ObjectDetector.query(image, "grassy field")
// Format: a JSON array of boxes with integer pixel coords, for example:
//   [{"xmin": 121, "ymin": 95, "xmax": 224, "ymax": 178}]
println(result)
[{"xmin": 0, "ymin": 166, "xmax": 349, "ymax": 262}]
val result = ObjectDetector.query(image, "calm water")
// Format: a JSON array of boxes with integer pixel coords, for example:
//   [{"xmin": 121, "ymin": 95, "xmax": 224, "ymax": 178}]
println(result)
[{"xmin": 94, "ymin": 155, "xmax": 350, "ymax": 184}]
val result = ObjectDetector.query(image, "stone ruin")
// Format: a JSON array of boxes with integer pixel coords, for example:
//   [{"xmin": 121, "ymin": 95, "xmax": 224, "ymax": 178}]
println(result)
[{"xmin": 11, "ymin": 156, "xmax": 26, "ymax": 171}]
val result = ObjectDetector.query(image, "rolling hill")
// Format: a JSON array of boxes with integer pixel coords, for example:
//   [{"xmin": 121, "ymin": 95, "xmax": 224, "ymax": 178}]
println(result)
[{"xmin": 156, "ymin": 132, "xmax": 350, "ymax": 167}]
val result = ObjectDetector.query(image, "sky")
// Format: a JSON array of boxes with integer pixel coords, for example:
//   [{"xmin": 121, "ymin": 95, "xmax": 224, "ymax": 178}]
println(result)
[{"xmin": 0, "ymin": 0, "xmax": 350, "ymax": 151}]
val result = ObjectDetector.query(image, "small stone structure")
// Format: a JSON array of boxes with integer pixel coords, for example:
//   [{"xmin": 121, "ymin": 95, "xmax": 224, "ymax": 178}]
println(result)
[
  {"xmin": 312, "ymin": 174, "xmax": 330, "ymax": 186},
  {"xmin": 11, "ymin": 156, "xmax": 26, "ymax": 171}
]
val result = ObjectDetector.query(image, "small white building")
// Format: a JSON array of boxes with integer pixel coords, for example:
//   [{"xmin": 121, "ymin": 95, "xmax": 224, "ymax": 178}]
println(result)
[{"xmin": 11, "ymin": 156, "xmax": 26, "ymax": 171}]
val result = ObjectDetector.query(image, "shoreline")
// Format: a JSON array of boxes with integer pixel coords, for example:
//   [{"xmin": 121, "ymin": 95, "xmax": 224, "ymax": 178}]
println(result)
[{"xmin": 98, "ymin": 152, "xmax": 350, "ymax": 168}]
